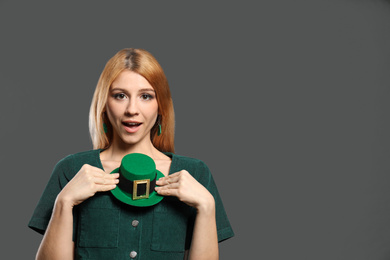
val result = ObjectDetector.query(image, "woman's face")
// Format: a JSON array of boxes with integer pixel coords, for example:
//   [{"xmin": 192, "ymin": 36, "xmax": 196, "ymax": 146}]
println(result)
[{"xmin": 105, "ymin": 70, "xmax": 158, "ymax": 148}]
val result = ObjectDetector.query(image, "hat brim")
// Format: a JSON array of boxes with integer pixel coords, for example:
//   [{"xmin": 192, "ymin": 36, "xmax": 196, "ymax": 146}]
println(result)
[{"xmin": 110, "ymin": 168, "xmax": 164, "ymax": 207}]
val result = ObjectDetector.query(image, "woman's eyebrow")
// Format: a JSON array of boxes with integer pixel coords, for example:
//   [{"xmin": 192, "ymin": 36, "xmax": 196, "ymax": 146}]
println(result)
[
  {"xmin": 110, "ymin": 87, "xmax": 155, "ymax": 92},
  {"xmin": 139, "ymin": 88, "xmax": 155, "ymax": 92},
  {"xmin": 110, "ymin": 87, "xmax": 127, "ymax": 92}
]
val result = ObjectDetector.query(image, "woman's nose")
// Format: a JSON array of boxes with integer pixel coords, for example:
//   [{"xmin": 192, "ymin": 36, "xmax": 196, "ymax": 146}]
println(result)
[{"xmin": 125, "ymin": 99, "xmax": 139, "ymax": 115}]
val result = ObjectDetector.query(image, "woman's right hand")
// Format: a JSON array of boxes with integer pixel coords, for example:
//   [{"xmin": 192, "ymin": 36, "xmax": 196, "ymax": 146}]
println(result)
[{"xmin": 57, "ymin": 164, "xmax": 119, "ymax": 207}]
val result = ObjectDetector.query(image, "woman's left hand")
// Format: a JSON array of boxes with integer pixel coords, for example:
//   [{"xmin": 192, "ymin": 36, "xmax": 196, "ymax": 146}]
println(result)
[{"xmin": 155, "ymin": 170, "xmax": 215, "ymax": 211}]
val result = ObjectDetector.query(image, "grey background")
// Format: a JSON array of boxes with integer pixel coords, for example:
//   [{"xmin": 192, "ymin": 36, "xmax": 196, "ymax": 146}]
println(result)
[{"xmin": 1, "ymin": 0, "xmax": 390, "ymax": 259}]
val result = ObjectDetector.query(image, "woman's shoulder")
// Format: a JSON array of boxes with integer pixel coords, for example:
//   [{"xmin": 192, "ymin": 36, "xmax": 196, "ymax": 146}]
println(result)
[
  {"xmin": 169, "ymin": 153, "xmax": 211, "ymax": 176},
  {"xmin": 170, "ymin": 153, "xmax": 219, "ymax": 191},
  {"xmin": 54, "ymin": 149, "xmax": 101, "ymax": 171},
  {"xmin": 170, "ymin": 153, "xmax": 207, "ymax": 166},
  {"xmin": 70, "ymin": 149, "xmax": 101, "ymax": 161}
]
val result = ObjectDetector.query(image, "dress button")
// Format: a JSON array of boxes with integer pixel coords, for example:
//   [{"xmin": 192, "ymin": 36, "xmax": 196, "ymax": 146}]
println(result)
[
  {"xmin": 130, "ymin": 251, "xmax": 137, "ymax": 258},
  {"xmin": 132, "ymin": 220, "xmax": 139, "ymax": 227}
]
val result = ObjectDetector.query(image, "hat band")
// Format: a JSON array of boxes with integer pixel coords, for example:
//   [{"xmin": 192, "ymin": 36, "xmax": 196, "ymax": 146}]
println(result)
[{"xmin": 118, "ymin": 170, "xmax": 157, "ymax": 200}]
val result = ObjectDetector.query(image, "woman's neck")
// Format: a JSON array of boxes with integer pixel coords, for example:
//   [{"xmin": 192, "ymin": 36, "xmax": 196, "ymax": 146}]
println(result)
[{"xmin": 101, "ymin": 137, "xmax": 165, "ymax": 162}]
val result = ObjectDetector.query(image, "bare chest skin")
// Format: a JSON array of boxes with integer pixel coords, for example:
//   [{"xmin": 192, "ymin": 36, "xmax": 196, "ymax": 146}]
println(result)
[
  {"xmin": 154, "ymin": 159, "xmax": 172, "ymax": 176},
  {"xmin": 101, "ymin": 160, "xmax": 121, "ymax": 174},
  {"xmin": 101, "ymin": 158, "xmax": 172, "ymax": 176}
]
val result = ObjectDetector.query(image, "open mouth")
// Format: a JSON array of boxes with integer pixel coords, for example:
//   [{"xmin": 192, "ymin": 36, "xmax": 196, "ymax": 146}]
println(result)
[{"xmin": 122, "ymin": 122, "xmax": 142, "ymax": 128}]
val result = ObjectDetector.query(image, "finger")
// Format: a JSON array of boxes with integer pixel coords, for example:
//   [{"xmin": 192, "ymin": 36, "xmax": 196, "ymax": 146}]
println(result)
[
  {"xmin": 94, "ymin": 176, "xmax": 120, "ymax": 185},
  {"xmin": 94, "ymin": 178, "xmax": 119, "ymax": 185},
  {"xmin": 108, "ymin": 173, "xmax": 120, "ymax": 178},
  {"xmin": 166, "ymin": 171, "xmax": 182, "ymax": 178},
  {"xmin": 156, "ymin": 178, "xmax": 167, "ymax": 185},
  {"xmin": 93, "ymin": 168, "xmax": 119, "ymax": 176},
  {"xmin": 96, "ymin": 184, "xmax": 117, "ymax": 192},
  {"xmin": 156, "ymin": 175, "xmax": 180, "ymax": 186},
  {"xmin": 157, "ymin": 182, "xmax": 180, "ymax": 190},
  {"xmin": 155, "ymin": 185, "xmax": 179, "ymax": 196}
]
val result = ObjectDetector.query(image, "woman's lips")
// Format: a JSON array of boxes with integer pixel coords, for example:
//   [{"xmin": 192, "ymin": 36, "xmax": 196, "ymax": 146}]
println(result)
[{"xmin": 122, "ymin": 122, "xmax": 142, "ymax": 133}]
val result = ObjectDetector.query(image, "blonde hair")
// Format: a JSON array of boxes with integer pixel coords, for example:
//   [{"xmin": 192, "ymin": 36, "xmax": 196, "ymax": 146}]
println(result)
[{"xmin": 89, "ymin": 48, "xmax": 175, "ymax": 153}]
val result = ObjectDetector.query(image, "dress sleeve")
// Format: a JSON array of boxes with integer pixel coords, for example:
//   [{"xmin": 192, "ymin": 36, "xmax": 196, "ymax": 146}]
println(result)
[
  {"xmin": 193, "ymin": 160, "xmax": 235, "ymax": 243},
  {"xmin": 28, "ymin": 155, "xmax": 74, "ymax": 235}
]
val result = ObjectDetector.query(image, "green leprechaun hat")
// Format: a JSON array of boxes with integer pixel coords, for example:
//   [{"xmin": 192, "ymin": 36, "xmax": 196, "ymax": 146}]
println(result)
[{"xmin": 110, "ymin": 153, "xmax": 164, "ymax": 207}]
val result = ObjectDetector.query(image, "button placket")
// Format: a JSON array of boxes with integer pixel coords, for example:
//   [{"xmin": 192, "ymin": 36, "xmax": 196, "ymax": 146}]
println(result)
[{"xmin": 128, "ymin": 214, "xmax": 141, "ymax": 259}]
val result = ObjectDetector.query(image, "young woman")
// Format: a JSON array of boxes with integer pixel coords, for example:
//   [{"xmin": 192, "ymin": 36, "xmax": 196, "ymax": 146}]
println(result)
[{"xmin": 29, "ymin": 48, "xmax": 234, "ymax": 260}]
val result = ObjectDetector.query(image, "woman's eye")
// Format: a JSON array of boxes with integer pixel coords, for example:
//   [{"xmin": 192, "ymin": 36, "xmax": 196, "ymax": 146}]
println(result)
[
  {"xmin": 141, "ymin": 94, "xmax": 153, "ymax": 100},
  {"xmin": 113, "ymin": 93, "xmax": 126, "ymax": 100}
]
